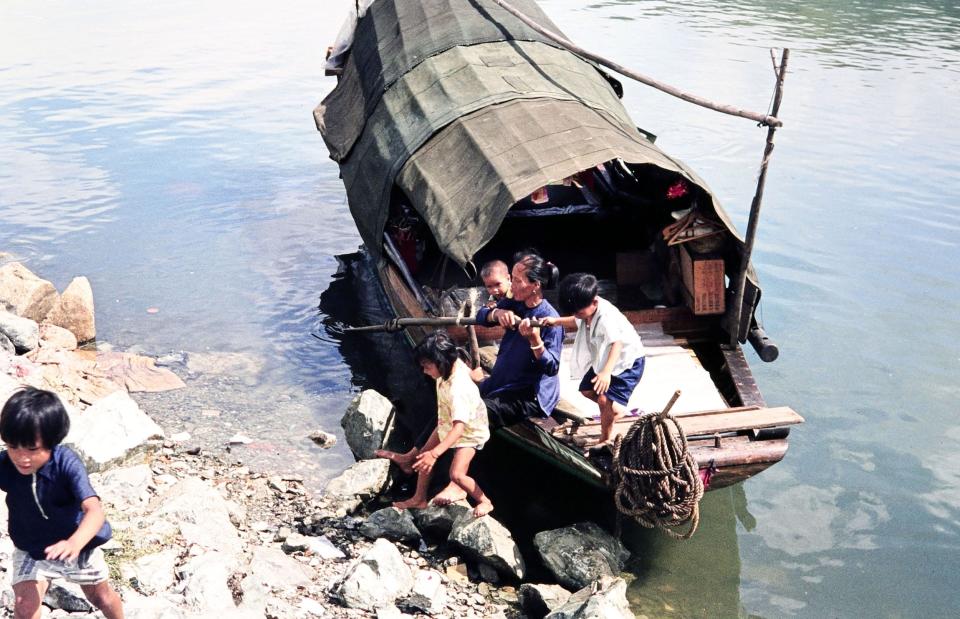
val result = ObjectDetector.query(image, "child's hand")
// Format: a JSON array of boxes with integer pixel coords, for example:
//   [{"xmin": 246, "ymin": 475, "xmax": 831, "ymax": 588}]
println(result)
[
  {"xmin": 412, "ymin": 450, "xmax": 438, "ymax": 474},
  {"xmin": 540, "ymin": 316, "xmax": 555, "ymax": 327},
  {"xmin": 592, "ymin": 371, "xmax": 611, "ymax": 395},
  {"xmin": 469, "ymin": 366, "xmax": 486, "ymax": 383},
  {"xmin": 45, "ymin": 538, "xmax": 83, "ymax": 562}
]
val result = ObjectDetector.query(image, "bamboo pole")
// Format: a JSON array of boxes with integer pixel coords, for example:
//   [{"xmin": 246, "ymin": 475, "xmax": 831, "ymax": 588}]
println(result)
[
  {"xmin": 489, "ymin": 0, "xmax": 782, "ymax": 127},
  {"xmin": 343, "ymin": 315, "xmax": 547, "ymax": 333},
  {"xmin": 729, "ymin": 49, "xmax": 790, "ymax": 346},
  {"xmin": 463, "ymin": 300, "xmax": 483, "ymax": 368}
]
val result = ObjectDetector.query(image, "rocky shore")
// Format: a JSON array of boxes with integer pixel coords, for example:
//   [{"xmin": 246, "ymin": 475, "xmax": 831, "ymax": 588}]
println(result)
[{"xmin": 0, "ymin": 259, "xmax": 637, "ymax": 618}]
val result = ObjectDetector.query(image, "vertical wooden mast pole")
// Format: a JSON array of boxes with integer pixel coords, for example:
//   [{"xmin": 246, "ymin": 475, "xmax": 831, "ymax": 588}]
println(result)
[{"xmin": 729, "ymin": 48, "xmax": 790, "ymax": 347}]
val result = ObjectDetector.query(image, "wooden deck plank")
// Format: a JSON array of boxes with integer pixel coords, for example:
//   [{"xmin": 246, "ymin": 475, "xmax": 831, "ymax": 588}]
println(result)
[{"xmin": 564, "ymin": 406, "xmax": 803, "ymax": 441}]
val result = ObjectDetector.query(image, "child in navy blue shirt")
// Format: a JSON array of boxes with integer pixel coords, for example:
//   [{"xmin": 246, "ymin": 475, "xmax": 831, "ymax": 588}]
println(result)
[{"xmin": 0, "ymin": 387, "xmax": 124, "ymax": 619}]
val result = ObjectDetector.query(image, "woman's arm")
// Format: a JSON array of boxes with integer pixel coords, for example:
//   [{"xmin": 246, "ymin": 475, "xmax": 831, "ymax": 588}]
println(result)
[{"xmin": 44, "ymin": 496, "xmax": 105, "ymax": 561}]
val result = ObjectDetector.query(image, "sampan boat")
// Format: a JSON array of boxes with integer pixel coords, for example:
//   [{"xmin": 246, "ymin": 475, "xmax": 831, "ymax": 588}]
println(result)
[{"xmin": 315, "ymin": 0, "xmax": 802, "ymax": 493}]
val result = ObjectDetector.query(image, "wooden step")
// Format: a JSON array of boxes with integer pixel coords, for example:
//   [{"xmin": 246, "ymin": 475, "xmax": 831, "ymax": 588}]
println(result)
[{"xmin": 564, "ymin": 406, "xmax": 803, "ymax": 440}]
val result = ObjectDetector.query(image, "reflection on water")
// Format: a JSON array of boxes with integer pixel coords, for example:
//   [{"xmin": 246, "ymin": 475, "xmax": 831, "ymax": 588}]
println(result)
[{"xmin": 2, "ymin": 0, "xmax": 960, "ymax": 615}]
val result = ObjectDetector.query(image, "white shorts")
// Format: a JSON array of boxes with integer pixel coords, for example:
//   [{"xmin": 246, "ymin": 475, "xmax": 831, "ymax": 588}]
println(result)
[{"xmin": 12, "ymin": 547, "xmax": 109, "ymax": 586}]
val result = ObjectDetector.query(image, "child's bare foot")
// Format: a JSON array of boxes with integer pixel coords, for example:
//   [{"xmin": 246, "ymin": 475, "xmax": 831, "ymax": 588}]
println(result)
[
  {"xmin": 375, "ymin": 449, "xmax": 416, "ymax": 475},
  {"xmin": 473, "ymin": 499, "xmax": 494, "ymax": 518},
  {"xmin": 430, "ymin": 483, "xmax": 468, "ymax": 506},
  {"xmin": 393, "ymin": 497, "xmax": 428, "ymax": 510}
]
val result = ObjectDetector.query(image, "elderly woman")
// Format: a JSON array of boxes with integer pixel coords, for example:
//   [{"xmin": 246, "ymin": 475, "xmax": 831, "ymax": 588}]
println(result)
[{"xmin": 470, "ymin": 249, "xmax": 563, "ymax": 427}]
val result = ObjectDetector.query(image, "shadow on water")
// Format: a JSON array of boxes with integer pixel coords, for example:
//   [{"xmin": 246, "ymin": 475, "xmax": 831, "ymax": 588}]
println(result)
[{"xmin": 319, "ymin": 249, "xmax": 748, "ymax": 600}]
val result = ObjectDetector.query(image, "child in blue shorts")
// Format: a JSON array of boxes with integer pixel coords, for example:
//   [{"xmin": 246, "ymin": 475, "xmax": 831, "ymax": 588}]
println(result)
[
  {"xmin": 545, "ymin": 273, "xmax": 645, "ymax": 446},
  {"xmin": 0, "ymin": 387, "xmax": 124, "ymax": 619}
]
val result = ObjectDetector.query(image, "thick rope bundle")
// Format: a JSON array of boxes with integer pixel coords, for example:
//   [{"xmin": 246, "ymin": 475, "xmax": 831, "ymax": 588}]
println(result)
[{"xmin": 612, "ymin": 390, "xmax": 704, "ymax": 540}]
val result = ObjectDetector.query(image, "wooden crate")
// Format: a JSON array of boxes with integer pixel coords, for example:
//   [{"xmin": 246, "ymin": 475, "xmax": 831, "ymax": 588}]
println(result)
[{"xmin": 679, "ymin": 245, "xmax": 725, "ymax": 315}]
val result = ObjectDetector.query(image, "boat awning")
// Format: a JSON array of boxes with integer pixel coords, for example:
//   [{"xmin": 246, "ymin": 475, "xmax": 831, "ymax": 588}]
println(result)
[{"xmin": 316, "ymin": 0, "xmax": 601, "ymax": 162}]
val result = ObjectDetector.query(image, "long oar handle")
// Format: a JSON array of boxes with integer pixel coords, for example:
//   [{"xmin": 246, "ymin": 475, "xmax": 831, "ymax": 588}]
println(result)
[{"xmin": 343, "ymin": 315, "xmax": 547, "ymax": 333}]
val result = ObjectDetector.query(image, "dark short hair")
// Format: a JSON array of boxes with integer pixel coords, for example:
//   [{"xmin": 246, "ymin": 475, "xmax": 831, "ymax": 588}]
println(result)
[
  {"xmin": 1, "ymin": 387, "xmax": 71, "ymax": 449},
  {"xmin": 480, "ymin": 260, "xmax": 508, "ymax": 280},
  {"xmin": 558, "ymin": 273, "xmax": 599, "ymax": 315},
  {"xmin": 512, "ymin": 249, "xmax": 560, "ymax": 290},
  {"xmin": 413, "ymin": 331, "xmax": 467, "ymax": 379}
]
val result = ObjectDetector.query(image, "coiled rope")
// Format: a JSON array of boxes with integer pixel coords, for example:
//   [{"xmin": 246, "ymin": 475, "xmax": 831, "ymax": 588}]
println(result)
[{"xmin": 612, "ymin": 390, "xmax": 704, "ymax": 540}]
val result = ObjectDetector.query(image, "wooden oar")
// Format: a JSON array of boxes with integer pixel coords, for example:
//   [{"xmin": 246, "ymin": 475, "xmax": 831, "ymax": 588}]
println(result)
[{"xmin": 343, "ymin": 315, "xmax": 548, "ymax": 333}]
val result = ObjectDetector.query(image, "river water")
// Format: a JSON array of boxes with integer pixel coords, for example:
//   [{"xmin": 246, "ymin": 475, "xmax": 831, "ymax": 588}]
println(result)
[{"xmin": 2, "ymin": 0, "xmax": 958, "ymax": 616}]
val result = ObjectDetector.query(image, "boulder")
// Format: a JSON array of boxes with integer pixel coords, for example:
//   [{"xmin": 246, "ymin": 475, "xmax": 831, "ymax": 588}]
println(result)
[
  {"xmin": 0, "ymin": 310, "xmax": 39, "ymax": 353},
  {"xmin": 45, "ymin": 276, "xmax": 96, "ymax": 343},
  {"xmin": 122, "ymin": 549, "xmax": 178, "ymax": 596},
  {"xmin": 449, "ymin": 515, "xmax": 525, "ymax": 580},
  {"xmin": 402, "ymin": 569, "xmax": 447, "ymax": 614},
  {"xmin": 324, "ymin": 458, "xmax": 391, "ymax": 504},
  {"xmin": 411, "ymin": 502, "xmax": 472, "ymax": 539},
  {"xmin": 242, "ymin": 546, "xmax": 312, "ymax": 596},
  {"xmin": 545, "ymin": 576, "xmax": 634, "ymax": 619},
  {"xmin": 38, "ymin": 323, "xmax": 78, "ymax": 350},
  {"xmin": 341, "ymin": 389, "xmax": 395, "ymax": 460},
  {"xmin": 92, "ymin": 463, "xmax": 154, "ymax": 511},
  {"xmin": 360, "ymin": 507, "xmax": 422, "ymax": 546},
  {"xmin": 180, "ymin": 552, "xmax": 236, "ymax": 612},
  {"xmin": 64, "ymin": 390, "xmax": 165, "ymax": 472},
  {"xmin": 0, "ymin": 262, "xmax": 58, "ymax": 322},
  {"xmin": 43, "ymin": 581, "xmax": 92, "ymax": 612},
  {"xmin": 335, "ymin": 538, "xmax": 415, "ymax": 611},
  {"xmin": 533, "ymin": 522, "xmax": 630, "ymax": 591},
  {"xmin": 153, "ymin": 477, "xmax": 243, "ymax": 557},
  {"xmin": 519, "ymin": 583, "xmax": 574, "ymax": 619}
]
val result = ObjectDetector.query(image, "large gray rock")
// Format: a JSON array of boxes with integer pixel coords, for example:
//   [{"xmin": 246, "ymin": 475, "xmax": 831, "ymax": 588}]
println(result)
[
  {"xmin": 241, "ymin": 546, "xmax": 313, "ymax": 612},
  {"xmin": 545, "ymin": 576, "xmax": 635, "ymax": 619},
  {"xmin": 0, "ymin": 332, "xmax": 13, "ymax": 354},
  {"xmin": 122, "ymin": 549, "xmax": 178, "ymax": 595},
  {"xmin": 411, "ymin": 502, "xmax": 471, "ymax": 539},
  {"xmin": 402, "ymin": 569, "xmax": 447, "ymax": 614},
  {"xmin": 154, "ymin": 477, "xmax": 243, "ymax": 557},
  {"xmin": 335, "ymin": 538, "xmax": 415, "ymax": 611},
  {"xmin": 360, "ymin": 507, "xmax": 422, "ymax": 546},
  {"xmin": 64, "ymin": 390, "xmax": 165, "ymax": 472},
  {"xmin": 92, "ymin": 463, "xmax": 154, "ymax": 511},
  {"xmin": 0, "ymin": 310, "xmax": 39, "ymax": 353},
  {"xmin": 44, "ymin": 581, "xmax": 92, "ymax": 612},
  {"xmin": 0, "ymin": 262, "xmax": 58, "ymax": 322},
  {"xmin": 341, "ymin": 389, "xmax": 395, "ymax": 460},
  {"xmin": 45, "ymin": 276, "xmax": 96, "ymax": 343},
  {"xmin": 38, "ymin": 323, "xmax": 78, "ymax": 350},
  {"xmin": 519, "ymin": 583, "xmax": 574, "ymax": 619},
  {"xmin": 449, "ymin": 515, "xmax": 525, "ymax": 580},
  {"xmin": 325, "ymin": 458, "xmax": 391, "ymax": 503},
  {"xmin": 180, "ymin": 552, "xmax": 236, "ymax": 612},
  {"xmin": 533, "ymin": 522, "xmax": 630, "ymax": 591}
]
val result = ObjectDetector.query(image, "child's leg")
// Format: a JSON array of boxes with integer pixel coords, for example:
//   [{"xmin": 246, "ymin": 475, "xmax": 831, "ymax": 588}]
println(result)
[
  {"xmin": 13, "ymin": 580, "xmax": 47, "ymax": 619},
  {"xmin": 597, "ymin": 395, "xmax": 629, "ymax": 444},
  {"xmin": 394, "ymin": 432, "xmax": 440, "ymax": 509},
  {"xmin": 81, "ymin": 581, "xmax": 124, "ymax": 619},
  {"xmin": 374, "ymin": 447, "xmax": 418, "ymax": 475},
  {"xmin": 448, "ymin": 448, "xmax": 493, "ymax": 517}
]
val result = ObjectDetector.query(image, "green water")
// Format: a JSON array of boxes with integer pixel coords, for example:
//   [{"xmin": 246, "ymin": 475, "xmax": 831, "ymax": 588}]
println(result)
[{"xmin": 2, "ymin": 0, "xmax": 958, "ymax": 615}]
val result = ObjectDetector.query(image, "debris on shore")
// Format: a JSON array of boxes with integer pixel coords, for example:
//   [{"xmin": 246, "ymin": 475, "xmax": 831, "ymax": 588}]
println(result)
[{"xmin": 0, "ymin": 259, "xmax": 636, "ymax": 618}]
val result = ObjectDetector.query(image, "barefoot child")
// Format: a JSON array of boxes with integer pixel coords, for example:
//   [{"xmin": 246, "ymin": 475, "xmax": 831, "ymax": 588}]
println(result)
[
  {"xmin": 0, "ymin": 387, "xmax": 124, "ymax": 619},
  {"xmin": 546, "ymin": 273, "xmax": 645, "ymax": 446},
  {"xmin": 393, "ymin": 331, "xmax": 494, "ymax": 517},
  {"xmin": 480, "ymin": 259, "xmax": 511, "ymax": 307}
]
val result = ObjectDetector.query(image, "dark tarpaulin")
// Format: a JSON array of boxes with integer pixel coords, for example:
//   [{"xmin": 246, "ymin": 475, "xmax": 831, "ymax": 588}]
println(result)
[
  {"xmin": 333, "ymin": 40, "xmax": 634, "ymax": 257},
  {"xmin": 316, "ymin": 0, "xmax": 592, "ymax": 162}
]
